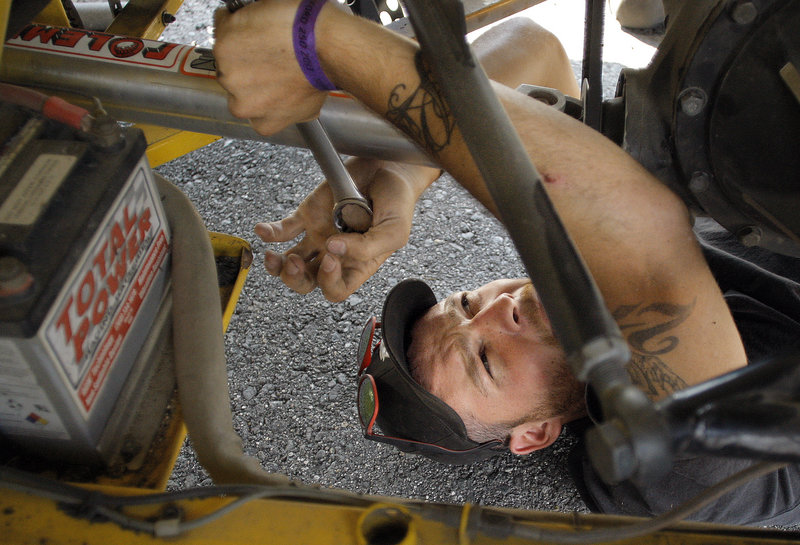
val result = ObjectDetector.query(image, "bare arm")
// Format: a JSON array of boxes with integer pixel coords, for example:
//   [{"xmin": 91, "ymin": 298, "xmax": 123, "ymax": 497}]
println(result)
[
  {"xmin": 222, "ymin": 11, "xmax": 575, "ymax": 302},
  {"xmin": 214, "ymin": 2, "xmax": 746, "ymax": 387}
]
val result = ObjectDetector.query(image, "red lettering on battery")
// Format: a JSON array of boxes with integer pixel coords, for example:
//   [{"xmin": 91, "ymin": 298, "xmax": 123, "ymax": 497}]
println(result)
[
  {"xmin": 76, "ymin": 271, "xmax": 95, "ymax": 317},
  {"xmin": 73, "ymin": 317, "xmax": 90, "ymax": 363},
  {"xmin": 92, "ymin": 241, "xmax": 109, "ymax": 278},
  {"xmin": 106, "ymin": 256, "xmax": 127, "ymax": 296},
  {"xmin": 127, "ymin": 229, "xmax": 141, "ymax": 260},
  {"xmin": 54, "ymin": 209, "xmax": 141, "ymax": 370},
  {"xmin": 79, "ymin": 229, "xmax": 168, "ymax": 412},
  {"xmin": 123, "ymin": 206, "xmax": 137, "ymax": 234},
  {"xmin": 110, "ymin": 221, "xmax": 125, "ymax": 256},
  {"xmin": 55, "ymin": 296, "xmax": 75, "ymax": 344},
  {"xmin": 138, "ymin": 208, "xmax": 152, "ymax": 239}
]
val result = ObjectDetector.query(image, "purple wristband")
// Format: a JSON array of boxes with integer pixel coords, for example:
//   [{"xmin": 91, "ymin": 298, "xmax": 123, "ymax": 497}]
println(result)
[{"xmin": 293, "ymin": 0, "xmax": 337, "ymax": 91}]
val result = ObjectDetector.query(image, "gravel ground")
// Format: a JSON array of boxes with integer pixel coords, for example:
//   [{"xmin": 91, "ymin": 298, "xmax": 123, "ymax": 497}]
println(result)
[{"xmin": 153, "ymin": 0, "xmax": 631, "ymax": 513}]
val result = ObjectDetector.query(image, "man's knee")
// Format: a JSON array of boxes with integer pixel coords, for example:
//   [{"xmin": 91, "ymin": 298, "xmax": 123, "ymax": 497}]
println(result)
[
  {"xmin": 476, "ymin": 17, "xmax": 575, "ymax": 94},
  {"xmin": 481, "ymin": 17, "xmax": 565, "ymax": 57}
]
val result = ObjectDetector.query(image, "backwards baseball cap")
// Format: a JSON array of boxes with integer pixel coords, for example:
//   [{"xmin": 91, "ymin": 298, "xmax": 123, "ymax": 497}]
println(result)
[{"xmin": 356, "ymin": 278, "xmax": 505, "ymax": 464}]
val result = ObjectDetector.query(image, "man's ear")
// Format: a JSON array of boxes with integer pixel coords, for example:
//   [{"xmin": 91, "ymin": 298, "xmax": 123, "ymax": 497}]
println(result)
[{"xmin": 507, "ymin": 419, "xmax": 562, "ymax": 455}]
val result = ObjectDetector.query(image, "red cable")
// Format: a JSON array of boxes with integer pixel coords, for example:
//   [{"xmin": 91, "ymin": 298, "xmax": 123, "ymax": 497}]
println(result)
[{"xmin": 0, "ymin": 82, "xmax": 90, "ymax": 131}]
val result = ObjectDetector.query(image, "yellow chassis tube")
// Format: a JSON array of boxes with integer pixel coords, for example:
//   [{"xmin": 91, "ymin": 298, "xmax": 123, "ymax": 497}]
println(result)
[{"xmin": 3, "ymin": 482, "xmax": 800, "ymax": 545}]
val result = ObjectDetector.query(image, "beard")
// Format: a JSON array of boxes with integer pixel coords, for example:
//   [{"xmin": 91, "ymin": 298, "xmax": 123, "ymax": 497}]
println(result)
[
  {"xmin": 518, "ymin": 282, "xmax": 584, "ymax": 421},
  {"xmin": 519, "ymin": 282, "xmax": 560, "ymax": 349}
]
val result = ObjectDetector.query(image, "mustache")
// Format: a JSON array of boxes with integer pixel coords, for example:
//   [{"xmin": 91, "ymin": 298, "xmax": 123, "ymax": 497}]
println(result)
[{"xmin": 520, "ymin": 282, "xmax": 559, "ymax": 348}]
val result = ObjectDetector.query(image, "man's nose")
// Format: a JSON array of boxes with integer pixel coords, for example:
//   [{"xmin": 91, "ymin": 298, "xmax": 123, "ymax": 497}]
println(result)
[{"xmin": 474, "ymin": 293, "xmax": 519, "ymax": 334}]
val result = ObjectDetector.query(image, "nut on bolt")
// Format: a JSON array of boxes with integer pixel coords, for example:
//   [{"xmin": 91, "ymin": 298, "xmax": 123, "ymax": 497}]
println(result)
[
  {"xmin": 162, "ymin": 12, "xmax": 177, "ymax": 25},
  {"xmin": 731, "ymin": 1, "xmax": 757, "ymax": 24},
  {"xmin": 688, "ymin": 171, "xmax": 711, "ymax": 195},
  {"xmin": 738, "ymin": 225, "xmax": 763, "ymax": 247},
  {"xmin": 586, "ymin": 420, "xmax": 636, "ymax": 484},
  {"xmin": 678, "ymin": 87, "xmax": 707, "ymax": 116}
]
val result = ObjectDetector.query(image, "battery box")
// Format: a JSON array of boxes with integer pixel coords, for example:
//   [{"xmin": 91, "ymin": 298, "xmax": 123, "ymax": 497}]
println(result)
[{"xmin": 0, "ymin": 101, "xmax": 171, "ymax": 465}]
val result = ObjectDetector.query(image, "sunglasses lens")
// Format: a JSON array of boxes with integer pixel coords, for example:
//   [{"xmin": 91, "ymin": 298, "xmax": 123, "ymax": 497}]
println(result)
[{"xmin": 357, "ymin": 377, "xmax": 377, "ymax": 430}]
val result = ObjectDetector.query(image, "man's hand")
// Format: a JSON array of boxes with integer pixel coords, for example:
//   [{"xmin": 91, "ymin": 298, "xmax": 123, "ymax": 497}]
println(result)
[
  {"xmin": 256, "ymin": 158, "xmax": 440, "ymax": 302},
  {"xmin": 214, "ymin": 0, "xmax": 330, "ymax": 135}
]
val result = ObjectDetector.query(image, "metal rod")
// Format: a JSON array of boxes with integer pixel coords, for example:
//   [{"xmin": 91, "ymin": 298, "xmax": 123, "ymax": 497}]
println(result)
[
  {"xmin": 0, "ymin": 42, "xmax": 431, "ymax": 166},
  {"xmin": 581, "ymin": 0, "xmax": 605, "ymax": 130},
  {"xmin": 401, "ymin": 0, "xmax": 671, "ymax": 486}
]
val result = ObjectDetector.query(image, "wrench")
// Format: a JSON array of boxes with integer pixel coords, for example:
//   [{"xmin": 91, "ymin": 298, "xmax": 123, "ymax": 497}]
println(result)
[
  {"xmin": 295, "ymin": 119, "xmax": 373, "ymax": 233},
  {"xmin": 222, "ymin": 0, "xmax": 373, "ymax": 233}
]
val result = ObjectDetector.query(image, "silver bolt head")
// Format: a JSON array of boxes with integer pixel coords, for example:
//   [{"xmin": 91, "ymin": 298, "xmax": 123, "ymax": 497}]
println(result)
[
  {"xmin": 679, "ymin": 88, "xmax": 707, "ymax": 116},
  {"xmin": 732, "ymin": 1, "xmax": 757, "ymax": 24},
  {"xmin": 738, "ymin": 225, "xmax": 763, "ymax": 247}
]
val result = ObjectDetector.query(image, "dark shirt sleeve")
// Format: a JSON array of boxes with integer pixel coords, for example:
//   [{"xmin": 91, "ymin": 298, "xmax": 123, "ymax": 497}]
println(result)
[{"xmin": 569, "ymin": 446, "xmax": 800, "ymax": 526}]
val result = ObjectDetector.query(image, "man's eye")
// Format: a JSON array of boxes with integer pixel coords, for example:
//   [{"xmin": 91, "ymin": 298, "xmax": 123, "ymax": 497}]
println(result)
[
  {"xmin": 461, "ymin": 292, "xmax": 471, "ymax": 316},
  {"xmin": 480, "ymin": 347, "xmax": 492, "ymax": 378}
]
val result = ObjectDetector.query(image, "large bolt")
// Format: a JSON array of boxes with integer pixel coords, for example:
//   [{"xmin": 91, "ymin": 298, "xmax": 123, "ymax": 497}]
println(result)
[
  {"xmin": 731, "ymin": 1, "xmax": 757, "ymax": 24},
  {"xmin": 738, "ymin": 225, "xmax": 763, "ymax": 247},
  {"xmin": 678, "ymin": 87, "xmax": 707, "ymax": 116},
  {"xmin": 586, "ymin": 421, "xmax": 636, "ymax": 484},
  {"xmin": 688, "ymin": 171, "xmax": 711, "ymax": 195}
]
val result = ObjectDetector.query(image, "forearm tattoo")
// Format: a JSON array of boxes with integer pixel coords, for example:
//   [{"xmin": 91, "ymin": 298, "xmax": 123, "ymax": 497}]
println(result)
[
  {"xmin": 385, "ymin": 51, "xmax": 456, "ymax": 158},
  {"xmin": 614, "ymin": 301, "xmax": 695, "ymax": 398}
]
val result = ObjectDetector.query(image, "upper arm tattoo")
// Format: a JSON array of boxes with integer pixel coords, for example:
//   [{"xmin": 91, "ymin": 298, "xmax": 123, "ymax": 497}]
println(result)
[
  {"xmin": 385, "ymin": 52, "xmax": 456, "ymax": 158},
  {"xmin": 614, "ymin": 301, "xmax": 695, "ymax": 399}
]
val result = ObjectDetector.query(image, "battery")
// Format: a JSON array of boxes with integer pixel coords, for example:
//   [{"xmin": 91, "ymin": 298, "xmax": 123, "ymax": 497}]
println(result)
[{"xmin": 0, "ymin": 101, "xmax": 171, "ymax": 465}]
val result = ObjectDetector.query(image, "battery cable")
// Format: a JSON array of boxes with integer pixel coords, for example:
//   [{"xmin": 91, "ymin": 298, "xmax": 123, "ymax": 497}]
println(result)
[{"xmin": 0, "ymin": 82, "xmax": 92, "ymax": 132}]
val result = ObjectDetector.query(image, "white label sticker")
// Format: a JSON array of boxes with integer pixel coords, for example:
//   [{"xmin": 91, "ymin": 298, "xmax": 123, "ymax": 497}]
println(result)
[
  {"xmin": 0, "ymin": 340, "xmax": 69, "ymax": 439},
  {"xmin": 0, "ymin": 340, "xmax": 34, "ymax": 385},
  {"xmin": 7, "ymin": 24, "xmax": 187, "ymax": 70},
  {"xmin": 42, "ymin": 161, "xmax": 169, "ymax": 415},
  {"xmin": 0, "ymin": 153, "xmax": 76, "ymax": 225}
]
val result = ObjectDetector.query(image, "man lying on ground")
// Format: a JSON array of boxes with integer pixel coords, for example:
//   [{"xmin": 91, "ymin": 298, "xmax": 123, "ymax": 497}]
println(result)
[{"xmin": 214, "ymin": 1, "xmax": 800, "ymax": 525}]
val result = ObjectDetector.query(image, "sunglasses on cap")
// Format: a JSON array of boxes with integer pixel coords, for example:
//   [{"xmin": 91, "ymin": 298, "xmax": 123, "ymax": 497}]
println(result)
[{"xmin": 355, "ymin": 316, "xmax": 504, "ymax": 462}]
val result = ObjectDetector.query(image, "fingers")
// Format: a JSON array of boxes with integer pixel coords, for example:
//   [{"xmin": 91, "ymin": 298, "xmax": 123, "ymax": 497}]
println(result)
[
  {"xmin": 263, "ymin": 237, "xmax": 367, "ymax": 302},
  {"xmin": 257, "ymin": 217, "xmax": 310, "ymax": 280},
  {"xmin": 317, "ymin": 250, "xmax": 371, "ymax": 303},
  {"xmin": 315, "ymin": 234, "xmax": 397, "ymax": 302},
  {"xmin": 311, "ymin": 200, "xmax": 412, "ymax": 300},
  {"xmin": 263, "ymin": 250, "xmax": 284, "ymax": 276},
  {"xmin": 263, "ymin": 240, "xmax": 363, "ymax": 302},
  {"xmin": 260, "ymin": 219, "xmax": 404, "ymax": 302},
  {"xmin": 254, "ymin": 158, "xmax": 421, "ymax": 301},
  {"xmin": 280, "ymin": 254, "xmax": 318, "ymax": 294},
  {"xmin": 263, "ymin": 250, "xmax": 320, "ymax": 295},
  {"xmin": 255, "ymin": 215, "xmax": 305, "ymax": 243},
  {"xmin": 317, "ymin": 253, "xmax": 350, "ymax": 302}
]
